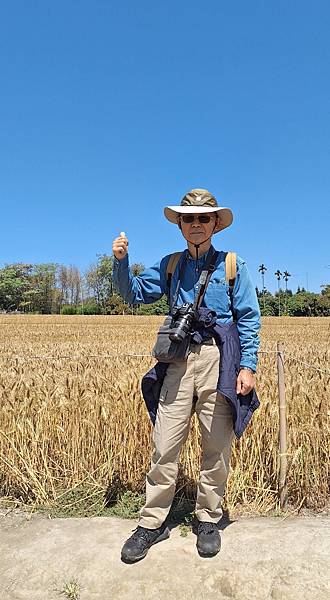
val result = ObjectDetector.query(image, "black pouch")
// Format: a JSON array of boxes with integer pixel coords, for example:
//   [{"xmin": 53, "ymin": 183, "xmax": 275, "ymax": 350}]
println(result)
[{"xmin": 152, "ymin": 315, "xmax": 191, "ymax": 363}]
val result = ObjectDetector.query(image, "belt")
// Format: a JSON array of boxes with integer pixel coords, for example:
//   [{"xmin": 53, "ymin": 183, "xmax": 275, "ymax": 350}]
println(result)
[
  {"xmin": 202, "ymin": 337, "xmax": 216, "ymax": 345},
  {"xmin": 190, "ymin": 337, "xmax": 215, "ymax": 347}
]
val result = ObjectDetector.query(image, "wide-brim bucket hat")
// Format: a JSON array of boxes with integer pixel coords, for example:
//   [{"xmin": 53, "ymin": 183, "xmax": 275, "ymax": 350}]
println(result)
[{"xmin": 164, "ymin": 188, "xmax": 233, "ymax": 233}]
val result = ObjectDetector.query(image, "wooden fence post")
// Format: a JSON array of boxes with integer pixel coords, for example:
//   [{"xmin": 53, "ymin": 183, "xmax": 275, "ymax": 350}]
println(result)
[{"xmin": 277, "ymin": 341, "xmax": 288, "ymax": 509}]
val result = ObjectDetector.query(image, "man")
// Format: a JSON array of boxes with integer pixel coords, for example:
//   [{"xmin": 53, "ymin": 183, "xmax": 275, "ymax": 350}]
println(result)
[{"xmin": 112, "ymin": 188, "xmax": 260, "ymax": 562}]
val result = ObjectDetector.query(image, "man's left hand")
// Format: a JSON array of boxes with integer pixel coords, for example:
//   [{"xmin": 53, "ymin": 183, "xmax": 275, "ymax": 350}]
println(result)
[{"xmin": 236, "ymin": 369, "xmax": 255, "ymax": 395}]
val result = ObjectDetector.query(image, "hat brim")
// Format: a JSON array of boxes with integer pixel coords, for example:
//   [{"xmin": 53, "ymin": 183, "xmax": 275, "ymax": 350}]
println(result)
[{"xmin": 164, "ymin": 205, "xmax": 233, "ymax": 233}]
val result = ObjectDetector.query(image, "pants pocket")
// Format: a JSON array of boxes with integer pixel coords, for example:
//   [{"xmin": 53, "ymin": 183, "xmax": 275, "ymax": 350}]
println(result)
[{"xmin": 159, "ymin": 387, "xmax": 169, "ymax": 404}]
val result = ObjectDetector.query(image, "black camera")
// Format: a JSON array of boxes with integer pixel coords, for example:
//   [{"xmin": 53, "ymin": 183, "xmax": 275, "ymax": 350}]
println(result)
[{"xmin": 169, "ymin": 303, "xmax": 195, "ymax": 344}]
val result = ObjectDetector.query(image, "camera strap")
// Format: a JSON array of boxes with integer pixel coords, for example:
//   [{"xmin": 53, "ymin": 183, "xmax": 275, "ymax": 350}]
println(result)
[
  {"xmin": 193, "ymin": 248, "xmax": 219, "ymax": 310},
  {"xmin": 170, "ymin": 248, "xmax": 219, "ymax": 313},
  {"xmin": 170, "ymin": 258, "xmax": 187, "ymax": 312}
]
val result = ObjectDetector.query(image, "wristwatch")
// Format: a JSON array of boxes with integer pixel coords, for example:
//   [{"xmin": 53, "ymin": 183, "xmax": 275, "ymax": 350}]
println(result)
[{"xmin": 239, "ymin": 367, "xmax": 255, "ymax": 374}]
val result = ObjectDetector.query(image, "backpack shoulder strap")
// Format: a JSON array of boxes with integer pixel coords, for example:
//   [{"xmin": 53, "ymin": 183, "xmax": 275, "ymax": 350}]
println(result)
[
  {"xmin": 166, "ymin": 252, "xmax": 182, "ymax": 286},
  {"xmin": 225, "ymin": 251, "xmax": 237, "ymax": 287},
  {"xmin": 225, "ymin": 252, "xmax": 237, "ymax": 321}
]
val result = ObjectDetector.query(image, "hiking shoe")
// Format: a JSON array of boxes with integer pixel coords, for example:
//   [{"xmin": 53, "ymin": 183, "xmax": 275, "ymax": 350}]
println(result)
[
  {"xmin": 121, "ymin": 524, "xmax": 170, "ymax": 563},
  {"xmin": 196, "ymin": 521, "xmax": 221, "ymax": 557}
]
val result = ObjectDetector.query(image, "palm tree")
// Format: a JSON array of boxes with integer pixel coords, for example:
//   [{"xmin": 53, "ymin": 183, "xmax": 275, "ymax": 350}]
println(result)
[
  {"xmin": 283, "ymin": 270, "xmax": 291, "ymax": 314},
  {"xmin": 275, "ymin": 270, "xmax": 282, "ymax": 316},
  {"xmin": 258, "ymin": 264, "xmax": 267, "ymax": 310}
]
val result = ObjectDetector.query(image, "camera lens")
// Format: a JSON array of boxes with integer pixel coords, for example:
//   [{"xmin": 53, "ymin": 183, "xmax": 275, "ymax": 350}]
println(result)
[{"xmin": 169, "ymin": 309, "xmax": 194, "ymax": 344}]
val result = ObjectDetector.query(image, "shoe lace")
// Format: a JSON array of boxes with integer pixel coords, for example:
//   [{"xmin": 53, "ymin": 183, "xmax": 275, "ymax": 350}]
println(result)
[
  {"xmin": 198, "ymin": 522, "xmax": 218, "ymax": 535},
  {"xmin": 132, "ymin": 527, "xmax": 154, "ymax": 543}
]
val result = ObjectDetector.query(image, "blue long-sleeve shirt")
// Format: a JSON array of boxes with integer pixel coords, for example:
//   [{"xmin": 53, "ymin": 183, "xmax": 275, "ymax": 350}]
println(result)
[{"xmin": 113, "ymin": 245, "xmax": 261, "ymax": 371}]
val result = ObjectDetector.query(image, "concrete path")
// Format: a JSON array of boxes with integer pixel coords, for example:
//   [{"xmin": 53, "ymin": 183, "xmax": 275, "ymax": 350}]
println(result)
[{"xmin": 0, "ymin": 511, "xmax": 329, "ymax": 600}]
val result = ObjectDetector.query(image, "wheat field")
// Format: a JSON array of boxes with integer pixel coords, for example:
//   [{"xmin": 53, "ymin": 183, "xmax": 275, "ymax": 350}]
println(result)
[{"xmin": 0, "ymin": 315, "xmax": 329, "ymax": 513}]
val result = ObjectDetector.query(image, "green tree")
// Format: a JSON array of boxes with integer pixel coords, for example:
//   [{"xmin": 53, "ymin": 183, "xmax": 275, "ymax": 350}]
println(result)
[
  {"xmin": 286, "ymin": 291, "xmax": 318, "ymax": 316},
  {"xmin": 320, "ymin": 284, "xmax": 330, "ymax": 297},
  {"xmin": 86, "ymin": 254, "xmax": 114, "ymax": 310},
  {"xmin": 105, "ymin": 294, "xmax": 128, "ymax": 315},
  {"xmin": 0, "ymin": 264, "xmax": 33, "ymax": 311},
  {"xmin": 130, "ymin": 263, "xmax": 145, "ymax": 276},
  {"xmin": 258, "ymin": 291, "xmax": 277, "ymax": 316},
  {"xmin": 76, "ymin": 298, "xmax": 102, "ymax": 315},
  {"xmin": 137, "ymin": 295, "xmax": 169, "ymax": 315},
  {"xmin": 58, "ymin": 264, "xmax": 83, "ymax": 307},
  {"xmin": 128, "ymin": 263, "xmax": 145, "ymax": 314},
  {"xmin": 317, "ymin": 284, "xmax": 330, "ymax": 316},
  {"xmin": 28, "ymin": 264, "xmax": 58, "ymax": 313}
]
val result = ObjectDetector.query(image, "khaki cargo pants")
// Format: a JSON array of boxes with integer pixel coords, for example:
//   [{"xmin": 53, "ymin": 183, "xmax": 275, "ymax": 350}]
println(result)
[{"xmin": 139, "ymin": 339, "xmax": 234, "ymax": 529}]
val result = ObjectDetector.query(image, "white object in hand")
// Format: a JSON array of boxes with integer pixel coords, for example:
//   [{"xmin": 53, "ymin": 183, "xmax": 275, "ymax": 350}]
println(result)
[{"xmin": 118, "ymin": 232, "xmax": 127, "ymax": 256}]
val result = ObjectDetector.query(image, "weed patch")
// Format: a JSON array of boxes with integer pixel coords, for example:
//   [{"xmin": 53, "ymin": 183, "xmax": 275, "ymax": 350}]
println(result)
[{"xmin": 37, "ymin": 485, "xmax": 145, "ymax": 519}]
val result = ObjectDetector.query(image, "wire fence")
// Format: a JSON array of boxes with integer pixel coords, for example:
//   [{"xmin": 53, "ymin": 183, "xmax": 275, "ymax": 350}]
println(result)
[
  {"xmin": 1, "ymin": 349, "xmax": 329, "ymax": 375},
  {"xmin": 1, "ymin": 342, "xmax": 328, "ymax": 510}
]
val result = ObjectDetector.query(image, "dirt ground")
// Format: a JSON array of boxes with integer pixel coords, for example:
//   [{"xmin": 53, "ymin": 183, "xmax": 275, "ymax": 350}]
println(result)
[{"xmin": 0, "ymin": 509, "xmax": 329, "ymax": 600}]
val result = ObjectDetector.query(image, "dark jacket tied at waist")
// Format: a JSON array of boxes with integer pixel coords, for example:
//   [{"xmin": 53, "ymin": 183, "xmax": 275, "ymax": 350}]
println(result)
[{"xmin": 141, "ymin": 309, "xmax": 260, "ymax": 439}]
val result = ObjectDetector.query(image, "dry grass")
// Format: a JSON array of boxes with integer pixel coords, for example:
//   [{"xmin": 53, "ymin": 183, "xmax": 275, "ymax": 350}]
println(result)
[{"xmin": 0, "ymin": 315, "xmax": 329, "ymax": 514}]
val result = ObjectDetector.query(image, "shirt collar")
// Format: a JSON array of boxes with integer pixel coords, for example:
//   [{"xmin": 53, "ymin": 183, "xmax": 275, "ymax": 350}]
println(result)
[{"xmin": 185, "ymin": 245, "xmax": 215, "ymax": 262}]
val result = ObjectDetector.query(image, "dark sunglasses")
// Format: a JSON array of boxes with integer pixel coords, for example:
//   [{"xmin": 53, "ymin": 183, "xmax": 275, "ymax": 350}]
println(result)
[{"xmin": 181, "ymin": 214, "xmax": 214, "ymax": 224}]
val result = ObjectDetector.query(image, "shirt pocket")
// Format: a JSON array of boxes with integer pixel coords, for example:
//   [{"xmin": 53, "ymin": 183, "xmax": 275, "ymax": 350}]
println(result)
[{"xmin": 204, "ymin": 279, "xmax": 231, "ymax": 315}]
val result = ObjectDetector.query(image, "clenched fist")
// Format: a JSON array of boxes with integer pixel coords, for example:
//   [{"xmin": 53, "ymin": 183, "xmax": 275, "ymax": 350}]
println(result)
[
  {"xmin": 236, "ymin": 369, "xmax": 255, "ymax": 396},
  {"xmin": 112, "ymin": 232, "xmax": 129, "ymax": 260}
]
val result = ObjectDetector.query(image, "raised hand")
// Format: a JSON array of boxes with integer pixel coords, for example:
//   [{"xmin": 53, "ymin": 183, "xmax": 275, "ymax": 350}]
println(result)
[{"xmin": 112, "ymin": 232, "xmax": 129, "ymax": 260}]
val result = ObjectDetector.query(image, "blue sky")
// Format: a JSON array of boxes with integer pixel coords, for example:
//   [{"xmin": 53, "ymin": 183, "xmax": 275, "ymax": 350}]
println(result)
[{"xmin": 1, "ymin": 1, "xmax": 329, "ymax": 293}]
